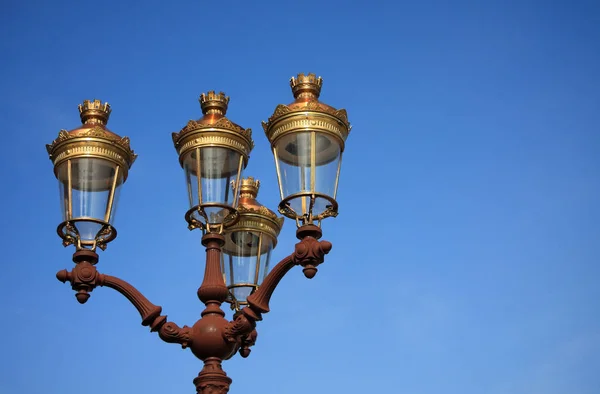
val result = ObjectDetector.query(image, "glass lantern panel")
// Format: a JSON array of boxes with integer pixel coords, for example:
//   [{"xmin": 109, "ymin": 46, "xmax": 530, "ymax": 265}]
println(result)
[
  {"xmin": 183, "ymin": 147, "xmax": 242, "ymax": 224},
  {"xmin": 232, "ymin": 286, "xmax": 253, "ymax": 306},
  {"xmin": 274, "ymin": 131, "xmax": 341, "ymax": 217},
  {"xmin": 221, "ymin": 231, "xmax": 275, "ymax": 305},
  {"xmin": 57, "ymin": 158, "xmax": 123, "ymax": 243}
]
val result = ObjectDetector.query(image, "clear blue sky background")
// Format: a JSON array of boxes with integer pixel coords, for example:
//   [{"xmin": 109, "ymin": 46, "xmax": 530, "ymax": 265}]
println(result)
[{"xmin": 1, "ymin": 1, "xmax": 599, "ymax": 393}]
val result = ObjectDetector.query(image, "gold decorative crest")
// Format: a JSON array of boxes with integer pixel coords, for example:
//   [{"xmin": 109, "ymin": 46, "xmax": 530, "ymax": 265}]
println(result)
[
  {"xmin": 172, "ymin": 91, "xmax": 254, "ymax": 164},
  {"xmin": 262, "ymin": 73, "xmax": 351, "ymax": 148},
  {"xmin": 227, "ymin": 176, "xmax": 284, "ymax": 243},
  {"xmin": 46, "ymin": 100, "xmax": 137, "ymax": 179}
]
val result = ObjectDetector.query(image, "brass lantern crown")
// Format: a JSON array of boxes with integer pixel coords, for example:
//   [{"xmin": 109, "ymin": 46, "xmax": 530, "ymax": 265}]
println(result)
[
  {"xmin": 234, "ymin": 177, "xmax": 283, "ymax": 243},
  {"xmin": 172, "ymin": 91, "xmax": 254, "ymax": 161},
  {"xmin": 47, "ymin": 100, "xmax": 137, "ymax": 177},
  {"xmin": 46, "ymin": 99, "xmax": 136, "ymax": 250},
  {"xmin": 222, "ymin": 177, "xmax": 284, "ymax": 311},
  {"xmin": 262, "ymin": 73, "xmax": 351, "ymax": 224},
  {"xmin": 172, "ymin": 92, "xmax": 254, "ymax": 232}
]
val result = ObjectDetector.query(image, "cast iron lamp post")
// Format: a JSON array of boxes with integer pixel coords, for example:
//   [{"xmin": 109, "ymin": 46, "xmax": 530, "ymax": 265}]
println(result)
[{"xmin": 46, "ymin": 73, "xmax": 351, "ymax": 394}]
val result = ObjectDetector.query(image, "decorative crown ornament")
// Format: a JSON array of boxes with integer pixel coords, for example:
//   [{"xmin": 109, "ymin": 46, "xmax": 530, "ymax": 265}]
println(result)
[
  {"xmin": 262, "ymin": 73, "xmax": 351, "ymax": 153},
  {"xmin": 290, "ymin": 72, "xmax": 323, "ymax": 99},
  {"xmin": 78, "ymin": 99, "xmax": 112, "ymax": 124},
  {"xmin": 199, "ymin": 91, "xmax": 230, "ymax": 115},
  {"xmin": 238, "ymin": 177, "xmax": 260, "ymax": 198}
]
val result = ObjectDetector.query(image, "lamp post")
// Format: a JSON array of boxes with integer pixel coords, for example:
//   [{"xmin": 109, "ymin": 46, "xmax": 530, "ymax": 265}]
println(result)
[{"xmin": 46, "ymin": 73, "xmax": 351, "ymax": 394}]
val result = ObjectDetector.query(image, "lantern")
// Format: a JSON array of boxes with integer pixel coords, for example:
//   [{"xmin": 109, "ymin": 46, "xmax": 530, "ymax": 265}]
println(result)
[
  {"xmin": 46, "ymin": 99, "xmax": 136, "ymax": 250},
  {"xmin": 221, "ymin": 177, "xmax": 283, "ymax": 310},
  {"xmin": 263, "ymin": 73, "xmax": 351, "ymax": 225},
  {"xmin": 172, "ymin": 91, "xmax": 254, "ymax": 233}
]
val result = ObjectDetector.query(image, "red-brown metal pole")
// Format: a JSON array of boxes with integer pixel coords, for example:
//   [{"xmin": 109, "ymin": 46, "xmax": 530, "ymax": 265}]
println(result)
[
  {"xmin": 56, "ymin": 225, "xmax": 332, "ymax": 394},
  {"xmin": 197, "ymin": 232, "xmax": 228, "ymax": 316}
]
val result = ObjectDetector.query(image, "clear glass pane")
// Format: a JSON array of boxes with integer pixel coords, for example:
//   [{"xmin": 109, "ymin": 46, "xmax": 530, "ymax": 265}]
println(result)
[
  {"xmin": 57, "ymin": 158, "xmax": 123, "ymax": 242},
  {"xmin": 275, "ymin": 131, "xmax": 341, "ymax": 216},
  {"xmin": 58, "ymin": 174, "xmax": 68, "ymax": 221},
  {"xmin": 232, "ymin": 287, "xmax": 253, "ymax": 305},
  {"xmin": 182, "ymin": 147, "xmax": 242, "ymax": 224},
  {"xmin": 276, "ymin": 132, "xmax": 311, "ymax": 199},
  {"xmin": 184, "ymin": 158, "xmax": 197, "ymax": 208},
  {"xmin": 315, "ymin": 134, "xmax": 341, "ymax": 198},
  {"xmin": 257, "ymin": 244, "xmax": 272, "ymax": 283},
  {"xmin": 222, "ymin": 231, "xmax": 275, "ymax": 305}
]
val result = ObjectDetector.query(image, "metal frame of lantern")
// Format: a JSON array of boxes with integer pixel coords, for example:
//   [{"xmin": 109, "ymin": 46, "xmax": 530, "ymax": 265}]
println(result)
[
  {"xmin": 221, "ymin": 177, "xmax": 284, "ymax": 311},
  {"xmin": 46, "ymin": 100, "xmax": 137, "ymax": 251},
  {"xmin": 48, "ymin": 74, "xmax": 350, "ymax": 394}
]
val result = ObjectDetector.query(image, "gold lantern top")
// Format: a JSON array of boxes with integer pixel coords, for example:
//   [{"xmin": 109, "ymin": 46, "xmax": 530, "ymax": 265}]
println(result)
[
  {"xmin": 46, "ymin": 99, "xmax": 137, "ymax": 178},
  {"xmin": 226, "ymin": 177, "xmax": 284, "ymax": 248},
  {"xmin": 172, "ymin": 91, "xmax": 254, "ymax": 165},
  {"xmin": 262, "ymin": 73, "xmax": 351, "ymax": 161}
]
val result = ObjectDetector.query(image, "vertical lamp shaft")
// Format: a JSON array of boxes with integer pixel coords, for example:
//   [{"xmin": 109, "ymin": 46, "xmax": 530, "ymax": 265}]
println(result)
[
  {"xmin": 273, "ymin": 147, "xmax": 285, "ymax": 200},
  {"xmin": 228, "ymin": 253, "xmax": 235, "ymax": 287},
  {"xmin": 334, "ymin": 154, "xmax": 343, "ymax": 200},
  {"xmin": 198, "ymin": 233, "xmax": 228, "ymax": 315},
  {"xmin": 300, "ymin": 166, "xmax": 307, "ymax": 215},
  {"xmin": 67, "ymin": 159, "xmax": 73, "ymax": 220},
  {"xmin": 254, "ymin": 233, "xmax": 263, "ymax": 284},
  {"xmin": 196, "ymin": 148, "xmax": 202, "ymax": 208},
  {"xmin": 310, "ymin": 132, "xmax": 316, "ymax": 192},
  {"xmin": 233, "ymin": 155, "xmax": 244, "ymax": 208}
]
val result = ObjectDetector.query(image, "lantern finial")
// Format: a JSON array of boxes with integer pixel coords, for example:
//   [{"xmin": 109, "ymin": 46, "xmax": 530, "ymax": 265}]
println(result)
[
  {"xmin": 78, "ymin": 99, "xmax": 111, "ymax": 125},
  {"xmin": 199, "ymin": 91, "xmax": 230, "ymax": 116},
  {"xmin": 290, "ymin": 73, "xmax": 322, "ymax": 100},
  {"xmin": 238, "ymin": 177, "xmax": 260, "ymax": 198}
]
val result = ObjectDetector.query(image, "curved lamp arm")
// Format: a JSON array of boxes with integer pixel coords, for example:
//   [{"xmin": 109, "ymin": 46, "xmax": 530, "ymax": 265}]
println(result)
[
  {"xmin": 56, "ymin": 250, "xmax": 191, "ymax": 348},
  {"xmin": 224, "ymin": 225, "xmax": 332, "ymax": 342}
]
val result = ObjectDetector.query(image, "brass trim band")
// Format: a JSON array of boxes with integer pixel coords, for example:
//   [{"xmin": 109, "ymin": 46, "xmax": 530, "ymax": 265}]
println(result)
[
  {"xmin": 265, "ymin": 112, "xmax": 349, "ymax": 151},
  {"xmin": 57, "ymin": 219, "xmax": 117, "ymax": 251},
  {"xmin": 173, "ymin": 129, "xmax": 253, "ymax": 164},
  {"xmin": 278, "ymin": 191, "xmax": 339, "ymax": 222},
  {"xmin": 50, "ymin": 140, "xmax": 133, "ymax": 179},
  {"xmin": 226, "ymin": 213, "xmax": 283, "ymax": 247},
  {"xmin": 185, "ymin": 204, "xmax": 240, "ymax": 233}
]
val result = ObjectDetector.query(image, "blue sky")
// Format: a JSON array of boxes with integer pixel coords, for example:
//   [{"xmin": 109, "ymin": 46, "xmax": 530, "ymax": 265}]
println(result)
[{"xmin": 1, "ymin": 1, "xmax": 599, "ymax": 393}]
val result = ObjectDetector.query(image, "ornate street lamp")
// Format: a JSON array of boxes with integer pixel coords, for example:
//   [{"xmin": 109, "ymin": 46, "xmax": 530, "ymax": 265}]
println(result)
[{"xmin": 48, "ymin": 73, "xmax": 350, "ymax": 394}]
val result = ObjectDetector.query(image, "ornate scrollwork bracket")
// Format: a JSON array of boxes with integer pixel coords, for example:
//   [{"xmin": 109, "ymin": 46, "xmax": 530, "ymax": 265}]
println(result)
[
  {"xmin": 222, "ymin": 224, "xmax": 332, "ymax": 355},
  {"xmin": 292, "ymin": 224, "xmax": 332, "ymax": 278},
  {"xmin": 56, "ymin": 224, "xmax": 332, "ymax": 394},
  {"xmin": 56, "ymin": 249, "xmax": 191, "ymax": 348}
]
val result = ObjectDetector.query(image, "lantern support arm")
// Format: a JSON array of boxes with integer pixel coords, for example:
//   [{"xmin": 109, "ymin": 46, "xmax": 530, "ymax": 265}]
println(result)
[
  {"xmin": 56, "ymin": 250, "xmax": 192, "ymax": 348},
  {"xmin": 223, "ymin": 224, "xmax": 332, "ymax": 344}
]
